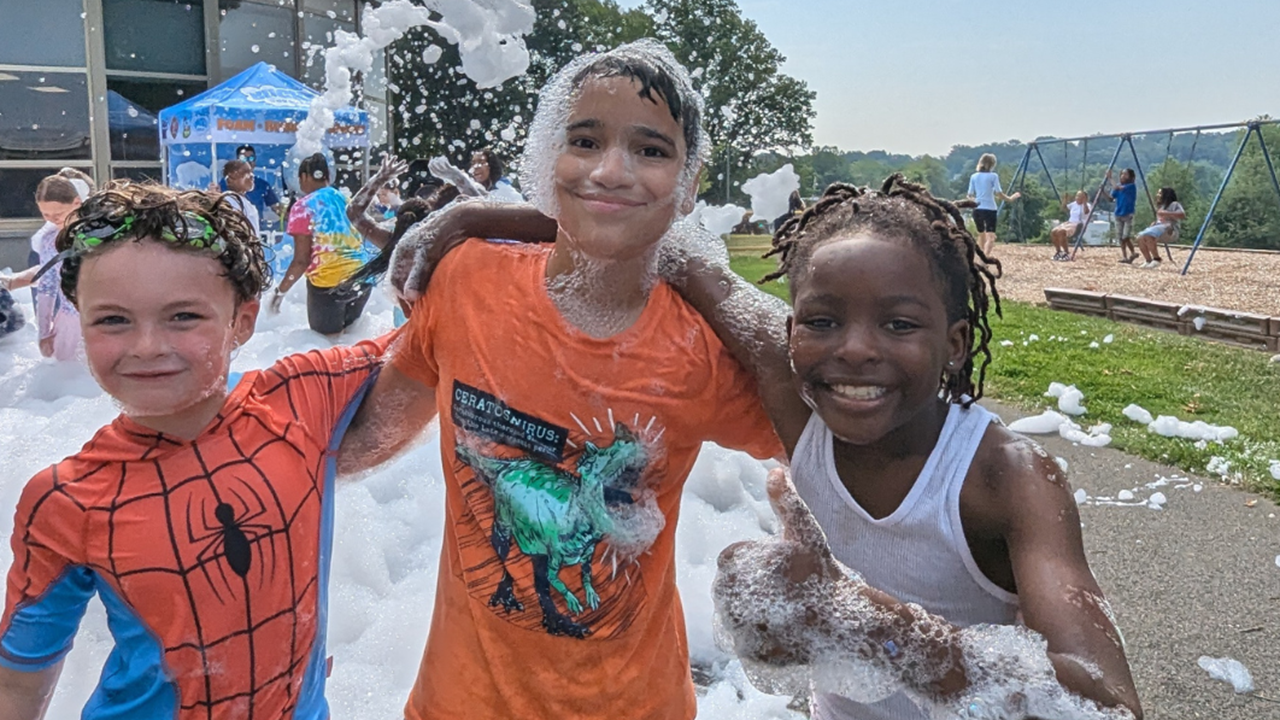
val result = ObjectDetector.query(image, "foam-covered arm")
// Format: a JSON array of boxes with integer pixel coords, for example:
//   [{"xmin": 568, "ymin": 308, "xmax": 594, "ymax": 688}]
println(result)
[
  {"xmin": 0, "ymin": 661, "xmax": 62, "ymax": 720},
  {"xmin": 428, "ymin": 157, "xmax": 487, "ymax": 198},
  {"xmin": 389, "ymin": 200, "xmax": 556, "ymax": 303},
  {"xmin": 659, "ymin": 224, "xmax": 808, "ymax": 455}
]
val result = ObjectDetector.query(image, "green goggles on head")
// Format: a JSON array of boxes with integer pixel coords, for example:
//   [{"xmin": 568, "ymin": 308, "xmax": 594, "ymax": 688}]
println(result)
[{"xmin": 33, "ymin": 211, "xmax": 227, "ymax": 283}]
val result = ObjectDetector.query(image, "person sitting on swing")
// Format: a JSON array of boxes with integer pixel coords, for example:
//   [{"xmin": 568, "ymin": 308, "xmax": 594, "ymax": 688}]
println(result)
[
  {"xmin": 1135, "ymin": 187, "xmax": 1184, "ymax": 270},
  {"xmin": 1049, "ymin": 190, "xmax": 1090, "ymax": 261}
]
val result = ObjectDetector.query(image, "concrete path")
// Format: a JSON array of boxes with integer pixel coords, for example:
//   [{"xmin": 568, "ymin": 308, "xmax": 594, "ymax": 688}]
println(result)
[{"xmin": 988, "ymin": 401, "xmax": 1280, "ymax": 720}]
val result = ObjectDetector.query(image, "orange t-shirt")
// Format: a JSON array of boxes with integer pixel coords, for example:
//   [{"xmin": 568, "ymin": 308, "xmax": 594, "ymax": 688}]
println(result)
[{"xmin": 393, "ymin": 241, "xmax": 780, "ymax": 719}]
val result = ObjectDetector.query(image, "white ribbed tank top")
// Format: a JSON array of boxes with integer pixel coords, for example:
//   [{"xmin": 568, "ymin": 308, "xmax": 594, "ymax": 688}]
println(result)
[{"xmin": 791, "ymin": 403, "xmax": 1019, "ymax": 720}]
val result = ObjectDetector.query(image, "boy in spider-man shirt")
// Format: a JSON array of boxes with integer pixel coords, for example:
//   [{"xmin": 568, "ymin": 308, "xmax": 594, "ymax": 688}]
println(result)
[{"xmin": 0, "ymin": 182, "xmax": 397, "ymax": 720}]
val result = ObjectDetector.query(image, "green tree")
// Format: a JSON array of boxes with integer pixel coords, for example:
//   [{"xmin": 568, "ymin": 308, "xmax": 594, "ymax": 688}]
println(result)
[
  {"xmin": 901, "ymin": 155, "xmax": 950, "ymax": 199},
  {"xmin": 645, "ymin": 0, "xmax": 815, "ymax": 203},
  {"xmin": 1203, "ymin": 122, "xmax": 1280, "ymax": 250},
  {"xmin": 388, "ymin": 0, "xmax": 651, "ymax": 172}
]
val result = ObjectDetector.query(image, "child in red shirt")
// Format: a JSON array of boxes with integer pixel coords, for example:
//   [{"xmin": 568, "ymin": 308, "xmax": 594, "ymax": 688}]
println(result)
[{"xmin": 0, "ymin": 182, "xmax": 391, "ymax": 720}]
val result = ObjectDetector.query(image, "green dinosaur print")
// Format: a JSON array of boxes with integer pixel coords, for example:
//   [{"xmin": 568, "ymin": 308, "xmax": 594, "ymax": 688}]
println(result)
[{"xmin": 457, "ymin": 423, "xmax": 647, "ymax": 638}]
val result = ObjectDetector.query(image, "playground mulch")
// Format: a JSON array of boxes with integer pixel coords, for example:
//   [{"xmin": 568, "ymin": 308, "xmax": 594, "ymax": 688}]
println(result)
[{"xmin": 989, "ymin": 244, "xmax": 1280, "ymax": 317}]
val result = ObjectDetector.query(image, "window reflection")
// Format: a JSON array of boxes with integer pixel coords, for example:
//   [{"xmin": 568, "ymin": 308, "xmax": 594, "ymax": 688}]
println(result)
[
  {"xmin": 220, "ymin": 2, "xmax": 296, "ymax": 78},
  {"xmin": 0, "ymin": 72, "xmax": 91, "ymax": 161},
  {"xmin": 0, "ymin": 166, "xmax": 95, "ymax": 219},
  {"xmin": 103, "ymin": 0, "xmax": 206, "ymax": 75},
  {"xmin": 107, "ymin": 78, "xmax": 207, "ymax": 161},
  {"xmin": 0, "ymin": 0, "xmax": 87, "ymax": 67},
  {"xmin": 301, "ymin": 14, "xmax": 355, "ymax": 88}
]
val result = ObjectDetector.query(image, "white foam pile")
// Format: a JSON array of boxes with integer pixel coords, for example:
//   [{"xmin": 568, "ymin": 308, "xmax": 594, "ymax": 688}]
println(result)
[
  {"xmin": 741, "ymin": 164, "xmax": 800, "ymax": 221},
  {"xmin": 292, "ymin": 0, "xmax": 536, "ymax": 158},
  {"xmin": 1006, "ymin": 384, "xmax": 1110, "ymax": 447},
  {"xmin": 0, "ymin": 288, "xmax": 801, "ymax": 719},
  {"xmin": 1197, "ymin": 656, "xmax": 1255, "ymax": 694},
  {"xmin": 1122, "ymin": 404, "xmax": 1238, "ymax": 442}
]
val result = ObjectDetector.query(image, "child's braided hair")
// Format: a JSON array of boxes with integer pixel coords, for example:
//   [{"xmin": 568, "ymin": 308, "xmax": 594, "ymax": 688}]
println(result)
[
  {"xmin": 56, "ymin": 181, "xmax": 268, "ymax": 306},
  {"xmin": 763, "ymin": 173, "xmax": 1002, "ymax": 405}
]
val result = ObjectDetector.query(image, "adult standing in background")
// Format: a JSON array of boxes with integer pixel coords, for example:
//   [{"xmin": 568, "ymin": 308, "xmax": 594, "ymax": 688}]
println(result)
[
  {"xmin": 219, "ymin": 144, "xmax": 285, "ymax": 226},
  {"xmin": 967, "ymin": 153, "xmax": 1020, "ymax": 257}
]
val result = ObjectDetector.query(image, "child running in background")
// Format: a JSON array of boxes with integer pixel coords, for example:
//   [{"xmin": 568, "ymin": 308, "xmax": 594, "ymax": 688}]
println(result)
[
  {"xmin": 0, "ymin": 169, "xmax": 94, "ymax": 361},
  {"xmin": 1135, "ymin": 187, "xmax": 1184, "ymax": 269},
  {"xmin": 0, "ymin": 182, "xmax": 394, "ymax": 719},
  {"xmin": 668, "ymin": 175, "xmax": 1141, "ymax": 718},
  {"xmin": 966, "ymin": 153, "xmax": 1020, "ymax": 257},
  {"xmin": 1050, "ymin": 190, "xmax": 1091, "ymax": 261},
  {"xmin": 1107, "ymin": 169, "xmax": 1139, "ymax": 264}
]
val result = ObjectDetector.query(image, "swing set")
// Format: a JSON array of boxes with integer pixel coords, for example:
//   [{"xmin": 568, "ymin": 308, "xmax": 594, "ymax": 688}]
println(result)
[{"xmin": 998, "ymin": 119, "xmax": 1280, "ymax": 274}]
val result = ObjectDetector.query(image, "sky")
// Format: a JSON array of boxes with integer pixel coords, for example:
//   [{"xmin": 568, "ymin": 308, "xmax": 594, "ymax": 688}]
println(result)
[{"xmin": 615, "ymin": 0, "xmax": 1280, "ymax": 157}]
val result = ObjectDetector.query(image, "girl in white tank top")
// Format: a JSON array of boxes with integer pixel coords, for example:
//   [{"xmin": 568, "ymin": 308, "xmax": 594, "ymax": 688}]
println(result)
[{"xmin": 686, "ymin": 177, "xmax": 1141, "ymax": 718}]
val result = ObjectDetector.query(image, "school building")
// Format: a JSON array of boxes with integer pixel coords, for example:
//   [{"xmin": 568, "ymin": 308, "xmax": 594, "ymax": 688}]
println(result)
[{"xmin": 0, "ymin": 0, "xmax": 389, "ymax": 268}]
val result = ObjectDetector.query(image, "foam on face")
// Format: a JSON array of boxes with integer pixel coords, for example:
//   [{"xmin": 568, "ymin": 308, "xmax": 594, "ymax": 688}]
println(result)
[{"xmin": 519, "ymin": 39, "xmax": 709, "ymax": 221}]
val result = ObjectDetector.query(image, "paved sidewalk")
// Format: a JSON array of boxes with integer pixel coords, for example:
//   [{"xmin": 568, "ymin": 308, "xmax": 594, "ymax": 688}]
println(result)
[{"xmin": 988, "ymin": 401, "xmax": 1280, "ymax": 720}]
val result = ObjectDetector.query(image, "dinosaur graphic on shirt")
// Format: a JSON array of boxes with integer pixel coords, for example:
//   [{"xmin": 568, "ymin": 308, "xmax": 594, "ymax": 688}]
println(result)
[{"xmin": 456, "ymin": 423, "xmax": 646, "ymax": 638}]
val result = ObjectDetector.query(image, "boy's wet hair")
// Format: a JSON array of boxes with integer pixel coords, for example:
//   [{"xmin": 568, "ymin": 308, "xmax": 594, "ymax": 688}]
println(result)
[
  {"xmin": 56, "ymin": 181, "xmax": 269, "ymax": 306},
  {"xmin": 521, "ymin": 39, "xmax": 708, "ymax": 217},
  {"xmin": 570, "ymin": 47, "xmax": 703, "ymax": 167},
  {"xmin": 764, "ymin": 174, "xmax": 1002, "ymax": 406}
]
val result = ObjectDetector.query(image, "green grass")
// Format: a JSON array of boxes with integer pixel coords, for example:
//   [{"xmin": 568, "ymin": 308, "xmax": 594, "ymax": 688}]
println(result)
[
  {"xmin": 723, "ymin": 255, "xmax": 1280, "ymax": 496},
  {"xmin": 985, "ymin": 303, "xmax": 1280, "ymax": 497}
]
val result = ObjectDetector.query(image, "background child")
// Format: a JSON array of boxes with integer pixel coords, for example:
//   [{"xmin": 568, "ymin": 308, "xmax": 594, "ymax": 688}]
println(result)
[
  {"xmin": 0, "ymin": 182, "xmax": 390, "ymax": 719},
  {"xmin": 1135, "ymin": 187, "xmax": 1184, "ymax": 269},
  {"xmin": 672, "ymin": 176, "xmax": 1141, "ymax": 718},
  {"xmin": 221, "ymin": 158, "xmax": 261, "ymax": 236},
  {"xmin": 1050, "ymin": 190, "xmax": 1091, "ymax": 261},
  {"xmin": 0, "ymin": 168, "xmax": 94, "ymax": 361},
  {"xmin": 966, "ymin": 153, "xmax": 1020, "ymax": 257},
  {"xmin": 1107, "ymin": 169, "xmax": 1139, "ymax": 263},
  {"xmin": 275, "ymin": 153, "xmax": 379, "ymax": 335}
]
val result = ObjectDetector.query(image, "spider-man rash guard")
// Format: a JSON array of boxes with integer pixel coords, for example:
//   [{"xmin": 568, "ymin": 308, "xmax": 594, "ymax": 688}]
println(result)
[{"xmin": 0, "ymin": 336, "xmax": 390, "ymax": 720}]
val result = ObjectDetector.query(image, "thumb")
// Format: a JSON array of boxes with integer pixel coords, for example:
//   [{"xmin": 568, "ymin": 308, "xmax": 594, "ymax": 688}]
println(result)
[{"xmin": 767, "ymin": 467, "xmax": 831, "ymax": 555}]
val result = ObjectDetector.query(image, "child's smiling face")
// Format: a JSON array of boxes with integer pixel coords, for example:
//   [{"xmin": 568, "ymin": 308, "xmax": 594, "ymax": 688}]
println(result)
[
  {"xmin": 788, "ymin": 234, "xmax": 969, "ymax": 446},
  {"xmin": 77, "ymin": 240, "xmax": 258, "ymax": 434},
  {"xmin": 553, "ymin": 76, "xmax": 690, "ymax": 262}
]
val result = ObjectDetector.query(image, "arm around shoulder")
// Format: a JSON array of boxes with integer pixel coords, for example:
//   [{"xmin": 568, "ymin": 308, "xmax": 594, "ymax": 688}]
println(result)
[{"xmin": 337, "ymin": 359, "xmax": 439, "ymax": 475}]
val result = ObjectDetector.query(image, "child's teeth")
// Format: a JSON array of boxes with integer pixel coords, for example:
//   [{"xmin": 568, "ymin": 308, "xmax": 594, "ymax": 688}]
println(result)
[{"xmin": 833, "ymin": 385, "xmax": 885, "ymax": 400}]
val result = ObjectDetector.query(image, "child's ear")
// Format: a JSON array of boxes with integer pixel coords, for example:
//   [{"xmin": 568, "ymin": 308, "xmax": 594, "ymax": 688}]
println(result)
[
  {"xmin": 233, "ymin": 298, "xmax": 260, "ymax": 348},
  {"xmin": 680, "ymin": 165, "xmax": 705, "ymax": 215},
  {"xmin": 945, "ymin": 319, "xmax": 970, "ymax": 371}
]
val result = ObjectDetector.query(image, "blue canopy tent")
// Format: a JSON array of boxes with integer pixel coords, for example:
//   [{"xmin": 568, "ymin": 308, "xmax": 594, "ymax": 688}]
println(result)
[
  {"xmin": 158, "ymin": 62, "xmax": 370, "ymax": 276},
  {"xmin": 158, "ymin": 61, "xmax": 369, "ymax": 194}
]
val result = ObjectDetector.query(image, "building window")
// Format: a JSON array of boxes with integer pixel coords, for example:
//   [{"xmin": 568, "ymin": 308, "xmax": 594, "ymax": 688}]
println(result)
[
  {"xmin": 0, "ymin": 71, "xmax": 92, "ymax": 161},
  {"xmin": 0, "ymin": 166, "xmax": 96, "ymax": 220},
  {"xmin": 107, "ymin": 78, "xmax": 206, "ymax": 162},
  {"xmin": 301, "ymin": 13, "xmax": 355, "ymax": 88},
  {"xmin": 219, "ymin": 1, "xmax": 297, "ymax": 79},
  {"xmin": 103, "ymin": 0, "xmax": 207, "ymax": 75},
  {"xmin": 0, "ymin": 0, "xmax": 88, "ymax": 67}
]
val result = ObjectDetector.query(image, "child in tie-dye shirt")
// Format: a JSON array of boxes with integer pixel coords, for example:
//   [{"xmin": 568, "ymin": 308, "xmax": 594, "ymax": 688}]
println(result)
[{"xmin": 274, "ymin": 153, "xmax": 377, "ymax": 335}]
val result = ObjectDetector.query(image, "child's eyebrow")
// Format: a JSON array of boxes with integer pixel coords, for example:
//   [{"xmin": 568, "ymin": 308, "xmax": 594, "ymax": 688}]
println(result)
[
  {"xmin": 633, "ymin": 126, "xmax": 676, "ymax": 148},
  {"xmin": 566, "ymin": 119, "xmax": 601, "ymax": 133}
]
